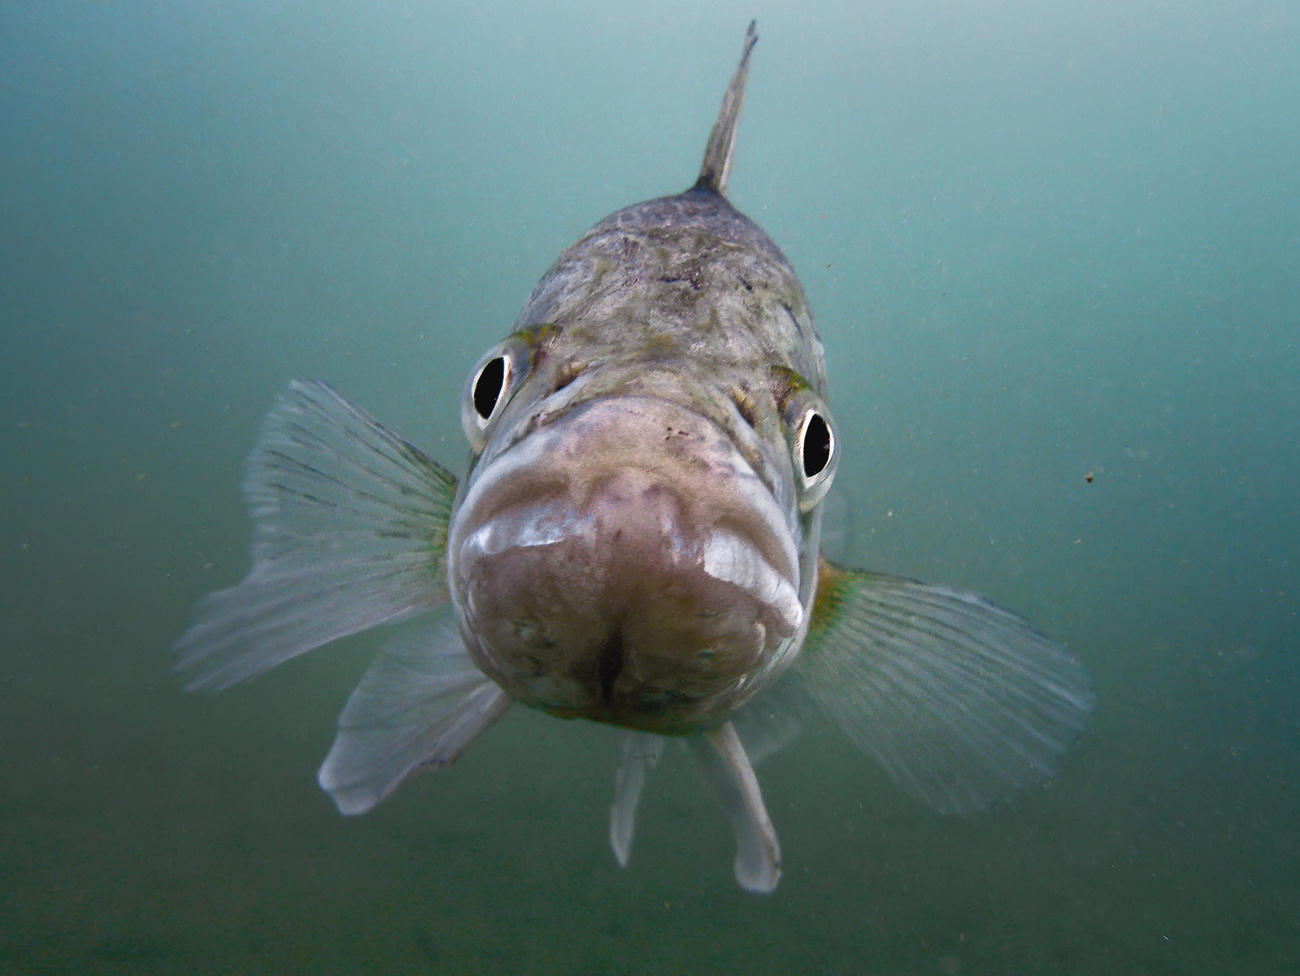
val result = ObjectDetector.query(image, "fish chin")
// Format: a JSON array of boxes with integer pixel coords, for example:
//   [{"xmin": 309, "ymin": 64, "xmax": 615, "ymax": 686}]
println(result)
[{"xmin": 449, "ymin": 396, "xmax": 802, "ymax": 733}]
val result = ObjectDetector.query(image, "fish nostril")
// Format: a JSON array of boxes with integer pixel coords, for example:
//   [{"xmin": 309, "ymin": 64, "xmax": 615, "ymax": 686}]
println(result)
[
  {"xmin": 598, "ymin": 629, "xmax": 626, "ymax": 702},
  {"xmin": 730, "ymin": 388, "xmax": 759, "ymax": 428}
]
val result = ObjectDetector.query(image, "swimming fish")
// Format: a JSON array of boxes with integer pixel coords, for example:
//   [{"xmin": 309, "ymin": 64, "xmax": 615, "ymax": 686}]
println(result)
[{"xmin": 174, "ymin": 22, "xmax": 1094, "ymax": 894}]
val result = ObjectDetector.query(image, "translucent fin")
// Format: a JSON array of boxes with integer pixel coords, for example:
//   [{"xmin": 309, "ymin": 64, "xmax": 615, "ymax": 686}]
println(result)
[
  {"xmin": 694, "ymin": 20, "xmax": 758, "ymax": 197},
  {"xmin": 174, "ymin": 380, "xmax": 458, "ymax": 692},
  {"xmin": 818, "ymin": 483, "xmax": 854, "ymax": 564},
  {"xmin": 609, "ymin": 732, "xmax": 665, "ymax": 868},
  {"xmin": 317, "ymin": 612, "xmax": 510, "ymax": 816},
  {"xmin": 688, "ymin": 723, "xmax": 781, "ymax": 894},
  {"xmin": 732, "ymin": 682, "xmax": 803, "ymax": 766},
  {"xmin": 799, "ymin": 558, "xmax": 1096, "ymax": 815}
]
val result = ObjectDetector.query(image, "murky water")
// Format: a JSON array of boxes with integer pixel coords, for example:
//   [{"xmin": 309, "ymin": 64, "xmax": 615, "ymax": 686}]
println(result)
[{"xmin": 3, "ymin": 1, "xmax": 1297, "ymax": 972}]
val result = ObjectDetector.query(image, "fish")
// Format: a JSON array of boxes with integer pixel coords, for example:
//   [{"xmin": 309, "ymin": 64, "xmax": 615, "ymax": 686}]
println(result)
[{"xmin": 174, "ymin": 22, "xmax": 1094, "ymax": 894}]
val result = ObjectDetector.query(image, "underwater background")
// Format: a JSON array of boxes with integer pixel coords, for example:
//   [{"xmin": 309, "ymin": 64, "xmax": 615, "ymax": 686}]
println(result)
[{"xmin": 2, "ymin": 0, "xmax": 1297, "ymax": 972}]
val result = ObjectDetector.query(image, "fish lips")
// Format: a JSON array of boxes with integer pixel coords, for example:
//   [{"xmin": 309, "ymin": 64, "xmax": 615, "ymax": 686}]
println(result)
[{"xmin": 448, "ymin": 395, "xmax": 802, "ymax": 731}]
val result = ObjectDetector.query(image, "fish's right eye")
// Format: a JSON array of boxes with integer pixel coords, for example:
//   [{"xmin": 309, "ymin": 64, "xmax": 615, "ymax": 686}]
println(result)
[{"xmin": 462, "ymin": 337, "xmax": 532, "ymax": 452}]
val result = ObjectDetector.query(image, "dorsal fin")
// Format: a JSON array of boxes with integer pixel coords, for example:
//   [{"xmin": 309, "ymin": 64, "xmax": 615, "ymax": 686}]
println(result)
[{"xmin": 693, "ymin": 20, "xmax": 758, "ymax": 198}]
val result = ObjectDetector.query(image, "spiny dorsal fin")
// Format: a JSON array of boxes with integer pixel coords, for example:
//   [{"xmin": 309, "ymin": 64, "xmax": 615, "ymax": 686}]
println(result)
[{"xmin": 694, "ymin": 20, "xmax": 758, "ymax": 198}]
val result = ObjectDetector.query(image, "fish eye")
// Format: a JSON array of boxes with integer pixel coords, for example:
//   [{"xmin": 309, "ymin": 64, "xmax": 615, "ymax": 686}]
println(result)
[
  {"xmin": 472, "ymin": 356, "xmax": 508, "ymax": 420},
  {"xmin": 462, "ymin": 337, "xmax": 532, "ymax": 452},
  {"xmin": 800, "ymin": 411, "xmax": 832, "ymax": 477},
  {"xmin": 791, "ymin": 399, "xmax": 838, "ymax": 512}
]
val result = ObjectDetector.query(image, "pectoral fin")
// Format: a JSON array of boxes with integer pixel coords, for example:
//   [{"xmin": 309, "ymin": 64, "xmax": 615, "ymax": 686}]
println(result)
[
  {"xmin": 688, "ymin": 723, "xmax": 781, "ymax": 894},
  {"xmin": 174, "ymin": 380, "xmax": 458, "ymax": 691},
  {"xmin": 317, "ymin": 611, "xmax": 510, "ymax": 815},
  {"xmin": 799, "ymin": 558, "xmax": 1095, "ymax": 814},
  {"xmin": 609, "ymin": 732, "xmax": 666, "ymax": 868}
]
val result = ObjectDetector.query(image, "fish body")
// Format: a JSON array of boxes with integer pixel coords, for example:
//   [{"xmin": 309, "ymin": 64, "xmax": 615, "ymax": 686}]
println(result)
[
  {"xmin": 452, "ymin": 189, "xmax": 826, "ymax": 733},
  {"xmin": 175, "ymin": 23, "xmax": 1093, "ymax": 893}
]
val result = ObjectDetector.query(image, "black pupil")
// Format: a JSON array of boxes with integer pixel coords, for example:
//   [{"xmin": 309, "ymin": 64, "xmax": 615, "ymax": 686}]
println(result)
[
  {"xmin": 473, "ymin": 357, "xmax": 507, "ymax": 419},
  {"xmin": 802, "ymin": 413, "xmax": 831, "ymax": 477}
]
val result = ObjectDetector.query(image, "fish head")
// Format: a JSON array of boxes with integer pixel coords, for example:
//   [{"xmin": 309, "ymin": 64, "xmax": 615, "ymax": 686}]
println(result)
[{"xmin": 447, "ymin": 334, "xmax": 837, "ymax": 734}]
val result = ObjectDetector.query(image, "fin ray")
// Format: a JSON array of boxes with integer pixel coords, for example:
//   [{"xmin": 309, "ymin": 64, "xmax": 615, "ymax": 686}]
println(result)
[
  {"xmin": 174, "ymin": 380, "xmax": 457, "ymax": 691},
  {"xmin": 688, "ymin": 722, "xmax": 781, "ymax": 893},
  {"xmin": 694, "ymin": 20, "xmax": 758, "ymax": 197},
  {"xmin": 799, "ymin": 559, "xmax": 1095, "ymax": 814},
  {"xmin": 317, "ymin": 611, "xmax": 510, "ymax": 816},
  {"xmin": 609, "ymin": 732, "xmax": 666, "ymax": 868}
]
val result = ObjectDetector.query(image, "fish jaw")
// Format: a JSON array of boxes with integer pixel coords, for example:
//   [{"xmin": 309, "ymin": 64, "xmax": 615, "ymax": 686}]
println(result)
[{"xmin": 448, "ymin": 395, "xmax": 804, "ymax": 734}]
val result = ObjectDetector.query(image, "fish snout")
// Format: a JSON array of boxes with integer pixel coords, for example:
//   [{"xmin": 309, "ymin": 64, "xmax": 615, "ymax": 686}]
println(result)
[{"xmin": 449, "ymin": 397, "xmax": 802, "ymax": 732}]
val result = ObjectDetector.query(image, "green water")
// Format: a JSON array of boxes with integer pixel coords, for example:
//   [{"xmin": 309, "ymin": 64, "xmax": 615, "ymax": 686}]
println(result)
[{"xmin": 3, "ymin": 0, "xmax": 1297, "ymax": 972}]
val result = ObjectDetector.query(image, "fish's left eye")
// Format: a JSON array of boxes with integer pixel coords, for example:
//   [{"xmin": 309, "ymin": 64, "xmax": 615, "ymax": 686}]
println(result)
[
  {"xmin": 790, "ymin": 397, "xmax": 838, "ymax": 512},
  {"xmin": 801, "ymin": 411, "xmax": 832, "ymax": 477},
  {"xmin": 462, "ymin": 336, "xmax": 533, "ymax": 452}
]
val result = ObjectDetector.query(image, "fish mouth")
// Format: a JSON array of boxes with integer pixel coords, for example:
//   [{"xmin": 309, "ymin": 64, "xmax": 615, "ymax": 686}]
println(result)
[{"xmin": 449, "ymin": 395, "xmax": 802, "ymax": 732}]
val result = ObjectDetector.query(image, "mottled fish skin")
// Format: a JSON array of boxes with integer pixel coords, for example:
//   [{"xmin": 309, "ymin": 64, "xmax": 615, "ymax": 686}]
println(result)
[{"xmin": 495, "ymin": 191, "xmax": 826, "ymax": 480}]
